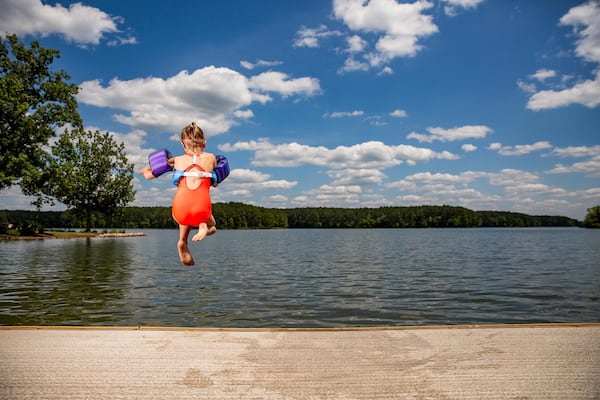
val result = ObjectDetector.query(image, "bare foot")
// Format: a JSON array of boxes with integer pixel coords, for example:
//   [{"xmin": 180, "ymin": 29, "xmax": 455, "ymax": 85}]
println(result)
[
  {"xmin": 192, "ymin": 223, "xmax": 208, "ymax": 241},
  {"xmin": 177, "ymin": 240, "xmax": 194, "ymax": 265}
]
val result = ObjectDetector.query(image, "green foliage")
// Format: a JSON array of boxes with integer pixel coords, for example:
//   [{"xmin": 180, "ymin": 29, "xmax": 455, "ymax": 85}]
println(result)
[
  {"xmin": 286, "ymin": 205, "xmax": 486, "ymax": 228},
  {"xmin": 583, "ymin": 205, "xmax": 600, "ymax": 229},
  {"xmin": 24, "ymin": 128, "xmax": 135, "ymax": 232},
  {"xmin": 0, "ymin": 34, "xmax": 81, "ymax": 190},
  {"xmin": 111, "ymin": 206, "xmax": 177, "ymax": 229},
  {"xmin": 0, "ymin": 211, "xmax": 8, "ymax": 234},
  {"xmin": 213, "ymin": 202, "xmax": 288, "ymax": 229},
  {"xmin": 0, "ymin": 204, "xmax": 579, "ymax": 231},
  {"xmin": 18, "ymin": 221, "xmax": 41, "ymax": 236}
]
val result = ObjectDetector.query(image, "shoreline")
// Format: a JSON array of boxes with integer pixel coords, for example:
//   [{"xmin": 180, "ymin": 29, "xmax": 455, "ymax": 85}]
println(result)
[{"xmin": 0, "ymin": 231, "xmax": 145, "ymax": 240}]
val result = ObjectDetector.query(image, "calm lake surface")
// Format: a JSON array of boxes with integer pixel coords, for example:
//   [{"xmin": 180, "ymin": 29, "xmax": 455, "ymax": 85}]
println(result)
[{"xmin": 1, "ymin": 228, "xmax": 599, "ymax": 327}]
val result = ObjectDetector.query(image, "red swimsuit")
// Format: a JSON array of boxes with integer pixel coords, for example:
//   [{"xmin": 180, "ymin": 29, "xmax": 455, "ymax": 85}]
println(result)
[{"xmin": 172, "ymin": 164, "xmax": 212, "ymax": 227}]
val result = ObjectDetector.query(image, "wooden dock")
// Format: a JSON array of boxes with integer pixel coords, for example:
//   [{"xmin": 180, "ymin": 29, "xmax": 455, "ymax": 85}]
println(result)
[
  {"xmin": 1, "ymin": 324, "xmax": 599, "ymax": 399},
  {"xmin": 96, "ymin": 232, "xmax": 145, "ymax": 238}
]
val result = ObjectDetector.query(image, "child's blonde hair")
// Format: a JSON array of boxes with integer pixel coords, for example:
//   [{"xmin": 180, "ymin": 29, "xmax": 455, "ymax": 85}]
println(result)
[{"xmin": 181, "ymin": 122, "xmax": 206, "ymax": 153}]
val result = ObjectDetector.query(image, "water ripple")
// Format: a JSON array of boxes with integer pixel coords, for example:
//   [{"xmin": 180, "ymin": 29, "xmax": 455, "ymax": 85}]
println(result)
[{"xmin": 1, "ymin": 228, "xmax": 599, "ymax": 327}]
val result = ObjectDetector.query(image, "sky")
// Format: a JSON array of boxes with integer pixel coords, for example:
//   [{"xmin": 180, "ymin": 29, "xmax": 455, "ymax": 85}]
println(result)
[{"xmin": 1, "ymin": 0, "xmax": 599, "ymax": 220}]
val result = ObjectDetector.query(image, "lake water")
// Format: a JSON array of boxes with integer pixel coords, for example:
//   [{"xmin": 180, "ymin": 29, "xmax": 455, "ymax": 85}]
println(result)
[{"xmin": 0, "ymin": 228, "xmax": 599, "ymax": 327}]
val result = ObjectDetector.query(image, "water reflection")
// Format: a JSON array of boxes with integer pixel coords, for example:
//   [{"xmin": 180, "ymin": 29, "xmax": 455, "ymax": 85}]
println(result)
[{"xmin": 0, "ymin": 238, "xmax": 134, "ymax": 325}]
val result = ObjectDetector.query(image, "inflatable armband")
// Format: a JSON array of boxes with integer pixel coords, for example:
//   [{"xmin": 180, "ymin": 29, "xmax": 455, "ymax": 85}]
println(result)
[
  {"xmin": 211, "ymin": 155, "xmax": 230, "ymax": 185},
  {"xmin": 148, "ymin": 149, "xmax": 173, "ymax": 177}
]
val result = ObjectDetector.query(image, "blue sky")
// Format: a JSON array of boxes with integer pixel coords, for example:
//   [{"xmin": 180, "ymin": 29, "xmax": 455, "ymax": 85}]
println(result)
[{"xmin": 1, "ymin": 0, "xmax": 599, "ymax": 220}]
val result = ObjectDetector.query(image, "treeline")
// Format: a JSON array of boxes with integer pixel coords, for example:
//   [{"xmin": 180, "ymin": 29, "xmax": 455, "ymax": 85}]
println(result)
[
  {"xmin": 1, "ymin": 203, "xmax": 580, "ymax": 233},
  {"xmin": 285, "ymin": 206, "xmax": 578, "ymax": 228}
]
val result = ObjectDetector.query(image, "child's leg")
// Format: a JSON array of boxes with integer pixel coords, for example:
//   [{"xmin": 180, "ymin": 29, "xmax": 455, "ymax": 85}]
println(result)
[
  {"xmin": 191, "ymin": 222, "xmax": 209, "ymax": 242},
  {"xmin": 207, "ymin": 215, "xmax": 217, "ymax": 236},
  {"xmin": 177, "ymin": 224, "xmax": 194, "ymax": 265},
  {"xmin": 192, "ymin": 215, "xmax": 217, "ymax": 241}
]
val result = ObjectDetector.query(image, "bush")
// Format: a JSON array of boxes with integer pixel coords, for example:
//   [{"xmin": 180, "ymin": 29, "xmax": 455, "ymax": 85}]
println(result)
[
  {"xmin": 0, "ymin": 212, "xmax": 7, "ymax": 234},
  {"xmin": 18, "ymin": 221, "xmax": 43, "ymax": 236},
  {"xmin": 583, "ymin": 206, "xmax": 600, "ymax": 229}
]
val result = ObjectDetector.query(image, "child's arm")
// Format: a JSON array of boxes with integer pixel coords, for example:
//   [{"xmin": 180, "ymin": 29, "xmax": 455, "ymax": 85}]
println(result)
[{"xmin": 140, "ymin": 166, "xmax": 156, "ymax": 180}]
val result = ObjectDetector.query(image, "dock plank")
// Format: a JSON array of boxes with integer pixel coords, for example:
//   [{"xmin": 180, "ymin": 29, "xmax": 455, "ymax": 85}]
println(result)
[{"xmin": 1, "ymin": 324, "xmax": 599, "ymax": 399}]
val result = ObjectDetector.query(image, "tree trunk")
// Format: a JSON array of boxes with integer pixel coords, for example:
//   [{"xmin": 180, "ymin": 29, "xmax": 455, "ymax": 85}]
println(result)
[{"xmin": 85, "ymin": 208, "xmax": 92, "ymax": 232}]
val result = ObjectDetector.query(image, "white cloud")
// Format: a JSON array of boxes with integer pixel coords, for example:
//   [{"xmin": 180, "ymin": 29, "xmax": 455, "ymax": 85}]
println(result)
[
  {"xmin": 389, "ymin": 109, "xmax": 408, "ymax": 118},
  {"xmin": 462, "ymin": 143, "xmax": 477, "ymax": 152},
  {"xmin": 386, "ymin": 167, "xmax": 586, "ymax": 216},
  {"xmin": 323, "ymin": 110, "xmax": 364, "ymax": 118},
  {"xmin": 333, "ymin": 0, "xmax": 438, "ymax": 63},
  {"xmin": 526, "ymin": 1, "xmax": 600, "ymax": 110},
  {"xmin": 293, "ymin": 25, "xmax": 342, "ymax": 48},
  {"xmin": 561, "ymin": 1, "xmax": 600, "ymax": 64},
  {"xmin": 407, "ymin": 125, "xmax": 492, "ymax": 142},
  {"xmin": 240, "ymin": 59, "xmax": 283, "ymax": 70},
  {"xmin": 265, "ymin": 194, "xmax": 288, "ymax": 204},
  {"xmin": 581, "ymin": 187, "xmax": 600, "ymax": 200},
  {"xmin": 219, "ymin": 138, "xmax": 459, "ymax": 169},
  {"xmin": 385, "ymin": 179, "xmax": 417, "ymax": 191},
  {"xmin": 346, "ymin": 34, "xmax": 368, "ymax": 53},
  {"xmin": 78, "ymin": 66, "xmax": 321, "ymax": 134},
  {"xmin": 221, "ymin": 168, "xmax": 298, "ymax": 192},
  {"xmin": 292, "ymin": 184, "xmax": 362, "ymax": 207},
  {"xmin": 78, "ymin": 67, "xmax": 253, "ymax": 134},
  {"xmin": 529, "ymin": 68, "xmax": 557, "ymax": 82},
  {"xmin": 504, "ymin": 183, "xmax": 567, "ymax": 196},
  {"xmin": 365, "ymin": 116, "xmax": 387, "ymax": 126},
  {"xmin": 550, "ymin": 145, "xmax": 600, "ymax": 158},
  {"xmin": 490, "ymin": 141, "xmax": 553, "ymax": 156},
  {"xmin": 548, "ymin": 155, "xmax": 600, "ymax": 177},
  {"xmin": 248, "ymin": 71, "xmax": 321, "ymax": 98},
  {"xmin": 228, "ymin": 169, "xmax": 271, "ymax": 184},
  {"xmin": 441, "ymin": 0, "xmax": 485, "ymax": 17},
  {"xmin": 233, "ymin": 109, "xmax": 254, "ymax": 119},
  {"xmin": 0, "ymin": 0, "xmax": 134, "ymax": 46},
  {"xmin": 516, "ymin": 79, "xmax": 537, "ymax": 94},
  {"xmin": 389, "ymin": 171, "xmax": 500, "ymax": 211},
  {"xmin": 327, "ymin": 168, "xmax": 386, "ymax": 186},
  {"xmin": 132, "ymin": 185, "xmax": 173, "ymax": 208},
  {"xmin": 527, "ymin": 75, "xmax": 600, "ymax": 110},
  {"xmin": 488, "ymin": 169, "xmax": 540, "ymax": 186},
  {"xmin": 404, "ymin": 171, "xmax": 485, "ymax": 184},
  {"xmin": 326, "ymin": 0, "xmax": 480, "ymax": 74},
  {"xmin": 338, "ymin": 57, "xmax": 371, "ymax": 73}
]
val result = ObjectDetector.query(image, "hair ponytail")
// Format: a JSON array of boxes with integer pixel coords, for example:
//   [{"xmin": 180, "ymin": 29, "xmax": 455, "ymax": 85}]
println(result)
[{"xmin": 181, "ymin": 122, "xmax": 206, "ymax": 153}]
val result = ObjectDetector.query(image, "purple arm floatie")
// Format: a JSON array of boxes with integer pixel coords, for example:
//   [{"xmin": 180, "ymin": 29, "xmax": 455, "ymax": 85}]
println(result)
[
  {"xmin": 211, "ymin": 155, "xmax": 230, "ymax": 185},
  {"xmin": 148, "ymin": 149, "xmax": 173, "ymax": 177}
]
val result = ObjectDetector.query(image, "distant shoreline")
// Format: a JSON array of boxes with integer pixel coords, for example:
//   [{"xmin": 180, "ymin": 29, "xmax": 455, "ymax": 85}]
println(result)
[
  {"xmin": 2, "ymin": 226, "xmax": 586, "ymax": 241},
  {"xmin": 0, "ymin": 231, "xmax": 145, "ymax": 240},
  {"xmin": 1, "ymin": 204, "xmax": 582, "ymax": 231}
]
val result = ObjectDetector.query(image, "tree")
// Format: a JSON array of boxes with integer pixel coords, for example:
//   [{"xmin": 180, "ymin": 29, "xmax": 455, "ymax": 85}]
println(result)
[
  {"xmin": 583, "ymin": 206, "xmax": 600, "ymax": 229},
  {"xmin": 30, "ymin": 128, "xmax": 135, "ymax": 232},
  {"xmin": 0, "ymin": 34, "xmax": 81, "ymax": 190}
]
